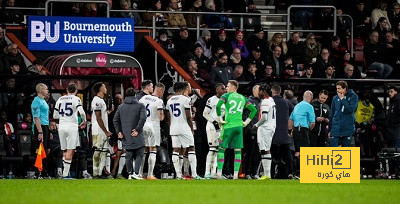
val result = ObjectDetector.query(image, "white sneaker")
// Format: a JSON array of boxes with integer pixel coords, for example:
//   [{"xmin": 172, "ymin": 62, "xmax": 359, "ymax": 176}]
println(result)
[
  {"xmin": 129, "ymin": 173, "xmax": 143, "ymax": 180},
  {"xmin": 83, "ymin": 173, "xmax": 92, "ymax": 179},
  {"xmin": 361, "ymin": 72, "xmax": 367, "ymax": 78}
]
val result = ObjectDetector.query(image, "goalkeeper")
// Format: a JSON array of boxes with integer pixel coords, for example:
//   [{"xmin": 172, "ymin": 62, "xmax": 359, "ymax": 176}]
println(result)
[{"xmin": 215, "ymin": 80, "xmax": 257, "ymax": 179}]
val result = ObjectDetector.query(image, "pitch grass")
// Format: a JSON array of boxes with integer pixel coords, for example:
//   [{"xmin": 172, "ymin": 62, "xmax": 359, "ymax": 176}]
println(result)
[{"xmin": 1, "ymin": 179, "xmax": 399, "ymax": 204}]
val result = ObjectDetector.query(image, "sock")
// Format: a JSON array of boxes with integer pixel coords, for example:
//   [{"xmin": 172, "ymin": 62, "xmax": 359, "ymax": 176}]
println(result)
[
  {"xmin": 188, "ymin": 151, "xmax": 197, "ymax": 177},
  {"xmin": 62, "ymin": 159, "xmax": 72, "ymax": 177},
  {"xmin": 211, "ymin": 150, "xmax": 218, "ymax": 175},
  {"xmin": 98, "ymin": 150, "xmax": 108, "ymax": 176},
  {"xmin": 172, "ymin": 152, "xmax": 181, "ymax": 178},
  {"xmin": 92, "ymin": 149, "xmax": 101, "ymax": 176},
  {"xmin": 106, "ymin": 152, "xmax": 111, "ymax": 173},
  {"xmin": 57, "ymin": 168, "xmax": 62, "ymax": 176},
  {"xmin": 205, "ymin": 147, "xmax": 216, "ymax": 175},
  {"xmin": 139, "ymin": 152, "xmax": 147, "ymax": 177},
  {"xmin": 179, "ymin": 156, "xmax": 184, "ymax": 176},
  {"xmin": 261, "ymin": 153, "xmax": 272, "ymax": 177},
  {"xmin": 183, "ymin": 156, "xmax": 190, "ymax": 176},
  {"xmin": 233, "ymin": 150, "xmax": 242, "ymax": 179},
  {"xmin": 217, "ymin": 148, "xmax": 226, "ymax": 176},
  {"xmin": 148, "ymin": 151, "xmax": 157, "ymax": 177},
  {"xmin": 118, "ymin": 154, "xmax": 125, "ymax": 175}
]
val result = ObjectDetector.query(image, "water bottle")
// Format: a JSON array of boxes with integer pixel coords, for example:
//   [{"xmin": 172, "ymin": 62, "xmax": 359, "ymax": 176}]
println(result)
[{"xmin": 7, "ymin": 171, "xmax": 13, "ymax": 179}]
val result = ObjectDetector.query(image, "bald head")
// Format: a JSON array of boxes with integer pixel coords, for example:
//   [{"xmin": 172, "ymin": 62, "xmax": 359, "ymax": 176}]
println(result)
[{"xmin": 303, "ymin": 90, "xmax": 313, "ymax": 103}]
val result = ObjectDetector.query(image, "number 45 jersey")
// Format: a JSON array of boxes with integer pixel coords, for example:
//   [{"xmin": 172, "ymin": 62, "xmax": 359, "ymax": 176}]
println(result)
[
  {"xmin": 220, "ymin": 92, "xmax": 250, "ymax": 129},
  {"xmin": 54, "ymin": 95, "xmax": 85, "ymax": 131},
  {"xmin": 166, "ymin": 95, "xmax": 192, "ymax": 135}
]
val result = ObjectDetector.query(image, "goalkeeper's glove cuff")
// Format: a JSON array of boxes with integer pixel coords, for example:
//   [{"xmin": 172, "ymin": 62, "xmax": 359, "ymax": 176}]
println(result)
[{"xmin": 243, "ymin": 118, "xmax": 252, "ymax": 127}]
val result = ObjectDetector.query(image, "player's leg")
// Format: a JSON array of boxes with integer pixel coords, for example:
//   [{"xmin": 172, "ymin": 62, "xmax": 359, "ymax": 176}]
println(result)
[
  {"xmin": 92, "ymin": 134, "xmax": 103, "ymax": 178},
  {"xmin": 205, "ymin": 129, "xmax": 218, "ymax": 178},
  {"xmin": 182, "ymin": 132, "xmax": 200, "ymax": 179},
  {"xmin": 258, "ymin": 128, "xmax": 273, "ymax": 179},
  {"xmin": 216, "ymin": 128, "xmax": 231, "ymax": 178},
  {"xmin": 63, "ymin": 129, "xmax": 79, "ymax": 178},
  {"xmin": 147, "ymin": 127, "xmax": 159, "ymax": 179},
  {"xmin": 171, "ymin": 136, "xmax": 182, "ymax": 179},
  {"xmin": 231, "ymin": 127, "xmax": 244, "ymax": 179}
]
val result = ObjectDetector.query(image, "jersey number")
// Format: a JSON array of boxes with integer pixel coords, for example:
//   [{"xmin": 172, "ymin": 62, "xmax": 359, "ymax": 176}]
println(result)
[
  {"xmin": 58, "ymin": 102, "xmax": 73, "ymax": 117},
  {"xmin": 146, "ymin": 104, "xmax": 150, "ymax": 117},
  {"xmin": 169, "ymin": 103, "xmax": 181, "ymax": 117},
  {"xmin": 228, "ymin": 100, "xmax": 243, "ymax": 114}
]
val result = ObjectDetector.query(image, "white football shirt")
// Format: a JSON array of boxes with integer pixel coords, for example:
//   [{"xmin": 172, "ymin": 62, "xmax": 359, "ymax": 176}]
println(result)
[
  {"xmin": 54, "ymin": 95, "xmax": 85, "ymax": 130},
  {"xmin": 139, "ymin": 95, "xmax": 164, "ymax": 126},
  {"xmin": 91, "ymin": 96, "xmax": 108, "ymax": 135},
  {"xmin": 258, "ymin": 97, "xmax": 276, "ymax": 130},
  {"xmin": 204, "ymin": 95, "xmax": 225, "ymax": 130},
  {"xmin": 166, "ymin": 95, "xmax": 192, "ymax": 135}
]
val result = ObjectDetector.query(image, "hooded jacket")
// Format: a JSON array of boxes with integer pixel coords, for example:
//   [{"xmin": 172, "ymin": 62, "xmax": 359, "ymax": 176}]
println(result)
[
  {"xmin": 113, "ymin": 96, "xmax": 146, "ymax": 150},
  {"xmin": 328, "ymin": 89, "xmax": 359, "ymax": 137}
]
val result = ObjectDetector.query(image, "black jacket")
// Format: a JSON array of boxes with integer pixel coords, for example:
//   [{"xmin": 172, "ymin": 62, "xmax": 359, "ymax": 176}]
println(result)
[
  {"xmin": 311, "ymin": 99, "xmax": 330, "ymax": 136},
  {"xmin": 272, "ymin": 95, "xmax": 292, "ymax": 145},
  {"xmin": 387, "ymin": 93, "xmax": 400, "ymax": 126},
  {"xmin": 210, "ymin": 62, "xmax": 233, "ymax": 88}
]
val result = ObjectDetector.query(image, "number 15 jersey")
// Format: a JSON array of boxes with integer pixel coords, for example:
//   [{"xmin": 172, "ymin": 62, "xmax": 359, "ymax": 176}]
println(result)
[
  {"xmin": 166, "ymin": 95, "xmax": 192, "ymax": 135},
  {"xmin": 220, "ymin": 92, "xmax": 250, "ymax": 129}
]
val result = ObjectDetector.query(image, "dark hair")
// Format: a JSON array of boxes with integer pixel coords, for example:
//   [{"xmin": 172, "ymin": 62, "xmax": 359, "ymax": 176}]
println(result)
[
  {"xmin": 388, "ymin": 86, "xmax": 398, "ymax": 92},
  {"xmin": 33, "ymin": 58, "xmax": 43, "ymax": 66},
  {"xmin": 215, "ymin": 83, "xmax": 224, "ymax": 91},
  {"xmin": 271, "ymin": 84, "xmax": 281, "ymax": 94},
  {"xmin": 319, "ymin": 89, "xmax": 329, "ymax": 96},
  {"xmin": 141, "ymin": 80, "xmax": 153, "ymax": 89},
  {"xmin": 93, "ymin": 82, "xmax": 104, "ymax": 94},
  {"xmin": 336, "ymin": 80, "xmax": 348, "ymax": 90},
  {"xmin": 9, "ymin": 60, "xmax": 19, "ymax": 67},
  {"xmin": 259, "ymin": 84, "xmax": 271, "ymax": 96},
  {"xmin": 331, "ymin": 35, "xmax": 340, "ymax": 42},
  {"xmin": 378, "ymin": 17, "xmax": 387, "ymax": 23},
  {"xmin": 218, "ymin": 53, "xmax": 228, "ymax": 59},
  {"xmin": 173, "ymin": 81, "xmax": 189, "ymax": 93},
  {"xmin": 67, "ymin": 83, "xmax": 77, "ymax": 94},
  {"xmin": 125, "ymin": 87, "xmax": 136, "ymax": 97}
]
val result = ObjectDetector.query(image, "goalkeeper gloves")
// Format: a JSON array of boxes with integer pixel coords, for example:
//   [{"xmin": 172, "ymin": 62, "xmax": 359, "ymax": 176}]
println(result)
[
  {"xmin": 217, "ymin": 116, "xmax": 226, "ymax": 125},
  {"xmin": 243, "ymin": 118, "xmax": 251, "ymax": 127}
]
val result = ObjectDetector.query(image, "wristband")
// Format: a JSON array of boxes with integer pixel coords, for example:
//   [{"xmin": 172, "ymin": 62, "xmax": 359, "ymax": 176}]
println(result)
[{"xmin": 38, "ymin": 132, "xmax": 43, "ymax": 134}]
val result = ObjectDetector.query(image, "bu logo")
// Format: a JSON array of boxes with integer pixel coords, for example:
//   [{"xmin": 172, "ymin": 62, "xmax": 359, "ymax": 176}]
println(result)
[{"xmin": 31, "ymin": 20, "xmax": 60, "ymax": 43}]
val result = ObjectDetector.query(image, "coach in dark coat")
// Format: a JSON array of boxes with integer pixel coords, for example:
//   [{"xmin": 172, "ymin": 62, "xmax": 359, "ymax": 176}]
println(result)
[{"xmin": 113, "ymin": 88, "xmax": 146, "ymax": 176}]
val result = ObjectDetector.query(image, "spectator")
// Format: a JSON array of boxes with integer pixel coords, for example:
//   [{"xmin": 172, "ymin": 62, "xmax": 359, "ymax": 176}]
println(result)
[
  {"xmin": 185, "ymin": 0, "xmax": 205, "ymax": 28},
  {"xmin": 0, "ymin": 27, "xmax": 6, "ymax": 54},
  {"xmin": 5, "ymin": 60, "xmax": 19, "ymax": 75},
  {"xmin": 336, "ymin": 8, "xmax": 351, "ymax": 46},
  {"xmin": 244, "ymin": 2, "xmax": 261, "ymax": 29},
  {"xmin": 313, "ymin": 7, "xmax": 334, "ymax": 45},
  {"xmin": 293, "ymin": 0, "xmax": 314, "ymax": 31},
  {"xmin": 352, "ymin": 0, "xmax": 372, "ymax": 39},
  {"xmin": 142, "ymin": 0, "xmax": 168, "ymax": 27},
  {"xmin": 327, "ymin": 36, "xmax": 347, "ymax": 64},
  {"xmin": 371, "ymin": 1, "xmax": 391, "ymax": 29},
  {"xmin": 79, "ymin": 3, "xmax": 97, "ymax": 17},
  {"xmin": 0, "ymin": 0, "xmax": 24, "ymax": 24},
  {"xmin": 229, "ymin": 48, "xmax": 246, "ymax": 69},
  {"xmin": 364, "ymin": 30, "xmax": 393, "ymax": 79},
  {"xmin": 203, "ymin": 0, "xmax": 234, "ymax": 29},
  {"xmin": 247, "ymin": 46, "xmax": 266, "ymax": 77},
  {"xmin": 384, "ymin": 30, "xmax": 400, "ymax": 77},
  {"xmin": 266, "ymin": 45, "xmax": 284, "ymax": 78},
  {"xmin": 244, "ymin": 63, "xmax": 261, "ymax": 82},
  {"xmin": 301, "ymin": 64, "xmax": 314, "ymax": 78},
  {"xmin": 173, "ymin": 26, "xmax": 194, "ymax": 64},
  {"xmin": 289, "ymin": 90, "xmax": 315, "ymax": 178},
  {"xmin": 283, "ymin": 64, "xmax": 297, "ymax": 79},
  {"xmin": 287, "ymin": 32, "xmax": 306, "ymax": 67},
  {"xmin": 232, "ymin": 64, "xmax": 246, "ymax": 82},
  {"xmin": 324, "ymin": 65, "xmax": 335, "ymax": 79},
  {"xmin": 113, "ymin": 87, "xmax": 147, "ymax": 179},
  {"xmin": 118, "ymin": 0, "xmax": 143, "ymax": 25},
  {"xmin": 186, "ymin": 58, "xmax": 209, "ymax": 88},
  {"xmin": 268, "ymin": 33, "xmax": 288, "ymax": 56},
  {"xmin": 247, "ymin": 26, "xmax": 269, "ymax": 59},
  {"xmin": 166, "ymin": 0, "xmax": 187, "ymax": 27},
  {"xmin": 156, "ymin": 29, "xmax": 175, "ymax": 57},
  {"xmin": 389, "ymin": 3, "xmax": 400, "ymax": 34},
  {"xmin": 2, "ymin": 43, "xmax": 27, "ymax": 74},
  {"xmin": 0, "ymin": 78, "xmax": 23, "ymax": 125},
  {"xmin": 342, "ymin": 64, "xmax": 356, "ymax": 79},
  {"xmin": 328, "ymin": 81, "xmax": 359, "ymax": 147},
  {"xmin": 310, "ymin": 90, "xmax": 330, "ymax": 147},
  {"xmin": 374, "ymin": 17, "xmax": 391, "ymax": 43},
  {"xmin": 314, "ymin": 48, "xmax": 334, "ymax": 78},
  {"xmin": 264, "ymin": 64, "xmax": 278, "ymax": 79},
  {"xmin": 386, "ymin": 86, "xmax": 400, "ymax": 150},
  {"xmin": 211, "ymin": 29, "xmax": 232, "ymax": 56},
  {"xmin": 231, "ymin": 30, "xmax": 249, "ymax": 59},
  {"xmin": 192, "ymin": 43, "xmax": 211, "ymax": 72},
  {"xmin": 196, "ymin": 29, "xmax": 212, "ymax": 59},
  {"xmin": 210, "ymin": 53, "xmax": 233, "ymax": 87},
  {"xmin": 336, "ymin": 50, "xmax": 361, "ymax": 78},
  {"xmin": 27, "ymin": 59, "xmax": 46, "ymax": 75},
  {"xmin": 304, "ymin": 33, "xmax": 320, "ymax": 64}
]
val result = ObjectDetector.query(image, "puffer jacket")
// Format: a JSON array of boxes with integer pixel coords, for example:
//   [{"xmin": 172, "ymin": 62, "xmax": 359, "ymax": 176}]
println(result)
[{"xmin": 328, "ymin": 89, "xmax": 359, "ymax": 137}]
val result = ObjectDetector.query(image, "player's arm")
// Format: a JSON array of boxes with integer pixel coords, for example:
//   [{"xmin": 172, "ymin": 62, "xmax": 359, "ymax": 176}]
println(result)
[
  {"xmin": 216, "ymin": 97, "xmax": 227, "ymax": 124},
  {"xmin": 95, "ymin": 110, "xmax": 111, "ymax": 137},
  {"xmin": 32, "ymin": 101, "xmax": 44, "ymax": 141},
  {"xmin": 255, "ymin": 105, "xmax": 268, "ymax": 128},
  {"xmin": 157, "ymin": 101, "xmax": 165, "ymax": 121},
  {"xmin": 289, "ymin": 111, "xmax": 294, "ymax": 130},
  {"xmin": 185, "ymin": 108, "xmax": 194, "ymax": 132},
  {"xmin": 308, "ymin": 105, "xmax": 316, "ymax": 131},
  {"xmin": 134, "ymin": 104, "xmax": 147, "ymax": 133},
  {"xmin": 53, "ymin": 100, "xmax": 60, "ymax": 124},
  {"xmin": 243, "ymin": 102, "xmax": 257, "ymax": 127}
]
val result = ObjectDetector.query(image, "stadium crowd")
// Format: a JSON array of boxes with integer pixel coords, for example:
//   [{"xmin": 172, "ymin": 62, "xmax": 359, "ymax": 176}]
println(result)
[{"xmin": 0, "ymin": 0, "xmax": 400, "ymax": 179}]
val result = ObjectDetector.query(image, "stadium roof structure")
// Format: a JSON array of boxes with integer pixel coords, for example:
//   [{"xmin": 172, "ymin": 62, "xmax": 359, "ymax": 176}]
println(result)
[{"xmin": 44, "ymin": 52, "xmax": 143, "ymax": 89}]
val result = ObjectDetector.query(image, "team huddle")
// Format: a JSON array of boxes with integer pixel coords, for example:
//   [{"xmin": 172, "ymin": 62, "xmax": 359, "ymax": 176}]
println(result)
[{"xmin": 52, "ymin": 80, "xmax": 278, "ymax": 180}]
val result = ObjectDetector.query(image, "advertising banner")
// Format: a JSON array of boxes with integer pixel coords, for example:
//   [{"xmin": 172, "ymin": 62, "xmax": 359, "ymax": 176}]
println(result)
[{"xmin": 28, "ymin": 16, "xmax": 134, "ymax": 52}]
